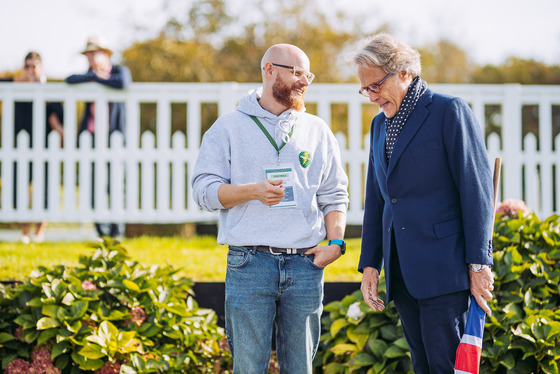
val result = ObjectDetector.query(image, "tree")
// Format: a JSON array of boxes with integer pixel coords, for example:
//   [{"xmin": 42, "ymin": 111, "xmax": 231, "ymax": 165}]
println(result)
[
  {"xmin": 418, "ymin": 40, "xmax": 474, "ymax": 83},
  {"xmin": 121, "ymin": 0, "xmax": 367, "ymax": 83},
  {"xmin": 472, "ymin": 57, "xmax": 560, "ymax": 84}
]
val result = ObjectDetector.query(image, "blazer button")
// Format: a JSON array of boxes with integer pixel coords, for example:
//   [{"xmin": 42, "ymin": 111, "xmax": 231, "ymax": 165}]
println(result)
[
  {"xmin": 388, "ymin": 228, "xmax": 391, "ymax": 232},
  {"xmin": 391, "ymin": 198, "xmax": 397, "ymax": 203}
]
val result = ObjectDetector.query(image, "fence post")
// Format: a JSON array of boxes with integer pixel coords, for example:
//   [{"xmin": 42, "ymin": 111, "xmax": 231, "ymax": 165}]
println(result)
[{"xmin": 502, "ymin": 84, "xmax": 523, "ymax": 201}]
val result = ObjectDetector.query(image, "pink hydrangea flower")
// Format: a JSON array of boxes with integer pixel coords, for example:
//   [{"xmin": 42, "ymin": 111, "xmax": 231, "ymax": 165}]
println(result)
[
  {"xmin": 496, "ymin": 199, "xmax": 531, "ymax": 219},
  {"xmin": 5, "ymin": 358, "xmax": 31, "ymax": 374},
  {"xmin": 28, "ymin": 363, "xmax": 61, "ymax": 374},
  {"xmin": 82, "ymin": 280, "xmax": 98, "ymax": 291},
  {"xmin": 31, "ymin": 345, "xmax": 51, "ymax": 364},
  {"xmin": 94, "ymin": 361, "xmax": 121, "ymax": 374},
  {"xmin": 130, "ymin": 306, "xmax": 147, "ymax": 326}
]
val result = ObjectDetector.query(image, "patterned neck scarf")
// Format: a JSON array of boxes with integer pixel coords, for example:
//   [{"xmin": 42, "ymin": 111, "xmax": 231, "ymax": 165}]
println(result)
[{"xmin": 385, "ymin": 76, "xmax": 428, "ymax": 163}]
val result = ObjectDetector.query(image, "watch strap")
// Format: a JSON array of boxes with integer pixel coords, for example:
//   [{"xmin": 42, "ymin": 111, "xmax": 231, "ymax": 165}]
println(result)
[{"xmin": 328, "ymin": 239, "xmax": 346, "ymax": 255}]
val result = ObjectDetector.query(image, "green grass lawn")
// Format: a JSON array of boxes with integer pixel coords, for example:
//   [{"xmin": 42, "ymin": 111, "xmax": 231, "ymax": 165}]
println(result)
[{"xmin": 0, "ymin": 236, "xmax": 363, "ymax": 283}]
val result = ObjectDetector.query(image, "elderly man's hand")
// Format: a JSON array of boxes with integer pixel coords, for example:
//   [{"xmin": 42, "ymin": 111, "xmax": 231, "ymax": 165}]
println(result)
[
  {"xmin": 361, "ymin": 267, "xmax": 385, "ymax": 311},
  {"xmin": 469, "ymin": 266, "xmax": 494, "ymax": 314}
]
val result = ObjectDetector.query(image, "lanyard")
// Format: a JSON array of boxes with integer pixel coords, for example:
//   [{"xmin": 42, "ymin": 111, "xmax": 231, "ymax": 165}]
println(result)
[{"xmin": 250, "ymin": 115, "xmax": 295, "ymax": 165}]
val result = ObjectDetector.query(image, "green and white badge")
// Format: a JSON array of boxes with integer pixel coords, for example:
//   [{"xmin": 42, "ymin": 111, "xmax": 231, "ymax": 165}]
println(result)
[{"xmin": 264, "ymin": 164, "xmax": 297, "ymax": 208}]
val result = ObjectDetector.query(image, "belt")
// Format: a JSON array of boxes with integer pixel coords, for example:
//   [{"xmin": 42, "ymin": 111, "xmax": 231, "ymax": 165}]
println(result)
[{"xmin": 254, "ymin": 246, "xmax": 309, "ymax": 255}]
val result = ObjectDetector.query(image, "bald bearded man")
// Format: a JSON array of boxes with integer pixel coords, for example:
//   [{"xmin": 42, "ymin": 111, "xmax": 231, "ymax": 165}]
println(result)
[{"xmin": 192, "ymin": 44, "xmax": 349, "ymax": 373}]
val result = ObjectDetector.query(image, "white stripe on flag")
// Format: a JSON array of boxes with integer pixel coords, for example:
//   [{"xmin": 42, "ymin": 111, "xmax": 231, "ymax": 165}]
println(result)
[
  {"xmin": 455, "ymin": 369, "xmax": 473, "ymax": 374},
  {"xmin": 461, "ymin": 334, "xmax": 482, "ymax": 348}
]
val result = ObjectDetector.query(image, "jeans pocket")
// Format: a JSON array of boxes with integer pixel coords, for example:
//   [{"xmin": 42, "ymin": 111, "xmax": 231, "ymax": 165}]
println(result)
[
  {"xmin": 304, "ymin": 254, "xmax": 325, "ymax": 270},
  {"xmin": 226, "ymin": 246, "xmax": 250, "ymax": 269}
]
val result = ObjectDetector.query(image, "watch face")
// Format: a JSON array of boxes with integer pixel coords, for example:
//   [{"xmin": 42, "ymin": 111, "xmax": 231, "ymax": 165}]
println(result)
[{"xmin": 470, "ymin": 264, "xmax": 483, "ymax": 271}]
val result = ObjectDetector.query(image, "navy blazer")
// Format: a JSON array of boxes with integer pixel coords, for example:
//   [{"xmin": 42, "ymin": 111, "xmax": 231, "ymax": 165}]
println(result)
[{"xmin": 359, "ymin": 88, "xmax": 494, "ymax": 301}]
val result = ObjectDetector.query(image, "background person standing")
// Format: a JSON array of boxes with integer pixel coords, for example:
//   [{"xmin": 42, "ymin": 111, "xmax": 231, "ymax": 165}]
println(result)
[
  {"xmin": 66, "ymin": 36, "xmax": 131, "ymax": 238},
  {"xmin": 2, "ymin": 52, "xmax": 64, "ymax": 243}
]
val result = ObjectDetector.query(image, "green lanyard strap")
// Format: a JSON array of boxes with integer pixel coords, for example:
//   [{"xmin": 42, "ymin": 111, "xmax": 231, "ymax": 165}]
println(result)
[{"xmin": 250, "ymin": 115, "xmax": 295, "ymax": 154}]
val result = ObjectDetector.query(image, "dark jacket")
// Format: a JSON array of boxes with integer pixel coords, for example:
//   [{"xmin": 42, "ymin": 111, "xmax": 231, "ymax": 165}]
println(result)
[
  {"xmin": 359, "ymin": 88, "xmax": 494, "ymax": 301},
  {"xmin": 66, "ymin": 64, "xmax": 131, "ymax": 144}
]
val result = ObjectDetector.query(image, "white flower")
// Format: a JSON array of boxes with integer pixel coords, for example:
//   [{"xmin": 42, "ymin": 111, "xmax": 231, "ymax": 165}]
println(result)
[{"xmin": 347, "ymin": 301, "xmax": 364, "ymax": 321}]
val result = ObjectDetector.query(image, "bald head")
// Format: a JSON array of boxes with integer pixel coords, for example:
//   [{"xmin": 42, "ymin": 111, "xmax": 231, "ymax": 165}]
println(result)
[{"xmin": 261, "ymin": 44, "xmax": 310, "ymax": 80}]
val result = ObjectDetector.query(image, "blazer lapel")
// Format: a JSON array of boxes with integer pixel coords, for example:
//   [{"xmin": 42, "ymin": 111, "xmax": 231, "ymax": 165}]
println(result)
[
  {"xmin": 377, "ymin": 120, "xmax": 388, "ymax": 175},
  {"xmin": 387, "ymin": 89, "xmax": 433, "ymax": 176}
]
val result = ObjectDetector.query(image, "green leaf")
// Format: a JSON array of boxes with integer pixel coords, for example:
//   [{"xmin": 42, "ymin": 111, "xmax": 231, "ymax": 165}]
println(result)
[
  {"xmin": 42, "ymin": 304, "xmax": 59, "ymax": 318},
  {"xmin": 367, "ymin": 337, "xmax": 388, "ymax": 358},
  {"xmin": 99, "ymin": 320, "xmax": 119, "ymax": 341},
  {"xmin": 393, "ymin": 337, "xmax": 409, "ymax": 350},
  {"xmin": 165, "ymin": 305, "xmax": 189, "ymax": 317},
  {"xmin": 324, "ymin": 301, "xmax": 343, "ymax": 313},
  {"xmin": 61, "ymin": 292, "xmax": 76, "ymax": 306},
  {"xmin": 346, "ymin": 326, "xmax": 369, "ymax": 349},
  {"xmin": 71, "ymin": 301, "xmax": 88, "ymax": 320},
  {"xmin": 349, "ymin": 352, "xmax": 376, "ymax": 367},
  {"xmin": 37, "ymin": 328, "xmax": 58, "ymax": 345},
  {"xmin": 21, "ymin": 328, "xmax": 40, "ymax": 343},
  {"xmin": 131, "ymin": 354, "xmax": 146, "ymax": 371},
  {"xmin": 122, "ymin": 279, "xmax": 140, "ymax": 292},
  {"xmin": 37, "ymin": 317, "xmax": 60, "ymax": 330},
  {"xmin": 52, "ymin": 341, "xmax": 71, "ymax": 360},
  {"xmin": 52, "ymin": 278, "xmax": 67, "ymax": 298},
  {"xmin": 379, "ymin": 324, "xmax": 399, "ymax": 341},
  {"xmin": 120, "ymin": 365, "xmax": 138, "ymax": 374},
  {"xmin": 330, "ymin": 343, "xmax": 358, "ymax": 355},
  {"xmin": 0, "ymin": 332, "xmax": 14, "ymax": 344},
  {"xmin": 330, "ymin": 318, "xmax": 349, "ymax": 338},
  {"xmin": 120, "ymin": 338, "xmax": 143, "ymax": 353},
  {"xmin": 324, "ymin": 363, "xmax": 347, "ymax": 374},
  {"xmin": 384, "ymin": 345, "xmax": 406, "ymax": 358},
  {"xmin": 14, "ymin": 314, "xmax": 35, "ymax": 329},
  {"xmin": 54, "ymin": 353, "xmax": 70, "ymax": 371},
  {"xmin": 541, "ymin": 358, "xmax": 559, "ymax": 374},
  {"xmin": 65, "ymin": 320, "xmax": 82, "ymax": 334},
  {"xmin": 79, "ymin": 343, "xmax": 106, "ymax": 359},
  {"xmin": 71, "ymin": 352, "xmax": 104, "ymax": 370},
  {"xmin": 27, "ymin": 297, "xmax": 43, "ymax": 307}
]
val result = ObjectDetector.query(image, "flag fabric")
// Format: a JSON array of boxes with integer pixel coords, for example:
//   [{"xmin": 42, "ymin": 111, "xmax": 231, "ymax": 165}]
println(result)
[{"xmin": 454, "ymin": 295, "xmax": 486, "ymax": 374}]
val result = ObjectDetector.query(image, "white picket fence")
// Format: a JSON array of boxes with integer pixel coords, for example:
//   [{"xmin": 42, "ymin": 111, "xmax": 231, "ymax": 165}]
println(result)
[{"xmin": 0, "ymin": 82, "xmax": 559, "ymax": 225}]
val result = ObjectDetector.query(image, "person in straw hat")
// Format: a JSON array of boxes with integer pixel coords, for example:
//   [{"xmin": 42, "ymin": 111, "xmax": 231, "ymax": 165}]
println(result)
[{"xmin": 66, "ymin": 36, "xmax": 131, "ymax": 238}]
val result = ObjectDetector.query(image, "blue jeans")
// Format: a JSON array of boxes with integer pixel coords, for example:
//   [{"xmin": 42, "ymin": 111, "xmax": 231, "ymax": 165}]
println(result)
[{"xmin": 225, "ymin": 246, "xmax": 324, "ymax": 374}]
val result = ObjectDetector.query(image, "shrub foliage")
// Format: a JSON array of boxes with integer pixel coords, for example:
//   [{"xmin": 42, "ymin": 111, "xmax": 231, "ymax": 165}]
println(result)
[
  {"xmin": 314, "ymin": 213, "xmax": 560, "ymax": 373},
  {"xmin": 484, "ymin": 213, "xmax": 560, "ymax": 374},
  {"xmin": 0, "ymin": 239, "xmax": 231, "ymax": 373}
]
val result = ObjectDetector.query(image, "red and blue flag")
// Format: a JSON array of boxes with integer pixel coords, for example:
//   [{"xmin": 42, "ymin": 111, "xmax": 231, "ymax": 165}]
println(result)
[{"xmin": 454, "ymin": 295, "xmax": 486, "ymax": 374}]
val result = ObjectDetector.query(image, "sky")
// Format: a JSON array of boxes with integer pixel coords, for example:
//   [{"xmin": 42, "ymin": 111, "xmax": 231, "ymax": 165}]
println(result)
[{"xmin": 1, "ymin": 0, "xmax": 559, "ymax": 79}]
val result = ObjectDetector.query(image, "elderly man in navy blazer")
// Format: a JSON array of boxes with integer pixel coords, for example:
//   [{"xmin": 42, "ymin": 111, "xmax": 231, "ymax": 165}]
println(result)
[{"xmin": 352, "ymin": 33, "xmax": 495, "ymax": 373}]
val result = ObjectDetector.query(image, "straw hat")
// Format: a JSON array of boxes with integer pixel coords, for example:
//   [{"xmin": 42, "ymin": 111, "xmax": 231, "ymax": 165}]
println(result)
[{"xmin": 80, "ymin": 36, "xmax": 113, "ymax": 56}]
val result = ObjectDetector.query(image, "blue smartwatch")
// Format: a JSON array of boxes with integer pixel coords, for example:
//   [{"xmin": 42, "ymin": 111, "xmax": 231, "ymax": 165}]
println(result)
[{"xmin": 328, "ymin": 239, "xmax": 346, "ymax": 255}]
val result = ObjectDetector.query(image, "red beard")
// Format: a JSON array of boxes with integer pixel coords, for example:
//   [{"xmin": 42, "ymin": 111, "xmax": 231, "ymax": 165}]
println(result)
[{"xmin": 272, "ymin": 75, "xmax": 306, "ymax": 111}]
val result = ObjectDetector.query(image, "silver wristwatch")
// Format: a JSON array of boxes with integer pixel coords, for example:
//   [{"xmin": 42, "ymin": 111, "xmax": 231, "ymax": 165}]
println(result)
[{"xmin": 468, "ymin": 263, "xmax": 488, "ymax": 272}]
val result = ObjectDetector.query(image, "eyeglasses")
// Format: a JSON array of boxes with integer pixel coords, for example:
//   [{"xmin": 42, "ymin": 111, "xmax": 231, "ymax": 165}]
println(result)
[
  {"xmin": 359, "ymin": 72, "xmax": 393, "ymax": 97},
  {"xmin": 24, "ymin": 63, "xmax": 40, "ymax": 69},
  {"xmin": 271, "ymin": 63, "xmax": 315, "ymax": 84}
]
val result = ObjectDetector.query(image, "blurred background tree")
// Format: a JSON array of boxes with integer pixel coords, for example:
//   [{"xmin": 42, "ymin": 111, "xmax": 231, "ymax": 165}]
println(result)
[
  {"xmin": 116, "ymin": 0, "xmax": 560, "ymax": 85},
  {"xmin": 2, "ymin": 0, "xmax": 558, "ymax": 85}
]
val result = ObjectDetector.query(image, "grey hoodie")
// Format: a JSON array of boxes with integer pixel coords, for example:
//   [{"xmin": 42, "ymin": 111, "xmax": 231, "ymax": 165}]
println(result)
[{"xmin": 192, "ymin": 88, "xmax": 349, "ymax": 248}]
